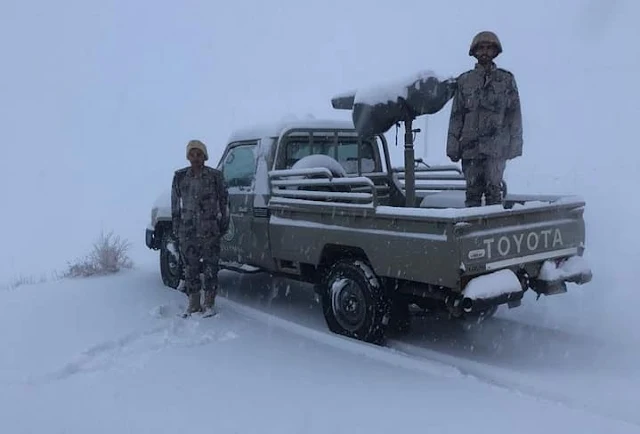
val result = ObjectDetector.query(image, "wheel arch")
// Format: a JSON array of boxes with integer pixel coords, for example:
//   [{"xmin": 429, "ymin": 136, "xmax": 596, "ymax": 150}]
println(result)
[{"xmin": 317, "ymin": 244, "xmax": 370, "ymax": 276}]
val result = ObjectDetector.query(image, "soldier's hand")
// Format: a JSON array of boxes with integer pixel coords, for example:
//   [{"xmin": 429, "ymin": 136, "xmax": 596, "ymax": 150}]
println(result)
[{"xmin": 448, "ymin": 154, "xmax": 461, "ymax": 163}]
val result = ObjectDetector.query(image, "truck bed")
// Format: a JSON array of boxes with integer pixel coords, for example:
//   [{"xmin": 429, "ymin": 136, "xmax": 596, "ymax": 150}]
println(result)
[{"xmin": 267, "ymin": 167, "xmax": 588, "ymax": 291}]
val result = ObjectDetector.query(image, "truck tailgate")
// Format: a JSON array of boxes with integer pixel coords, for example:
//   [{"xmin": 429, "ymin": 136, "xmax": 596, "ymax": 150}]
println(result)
[{"xmin": 455, "ymin": 202, "xmax": 586, "ymax": 276}]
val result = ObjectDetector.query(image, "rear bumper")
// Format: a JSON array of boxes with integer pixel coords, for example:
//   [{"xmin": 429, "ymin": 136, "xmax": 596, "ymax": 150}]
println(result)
[
  {"xmin": 461, "ymin": 288, "xmax": 525, "ymax": 313},
  {"xmin": 456, "ymin": 269, "xmax": 526, "ymax": 314},
  {"xmin": 449, "ymin": 255, "xmax": 593, "ymax": 315}
]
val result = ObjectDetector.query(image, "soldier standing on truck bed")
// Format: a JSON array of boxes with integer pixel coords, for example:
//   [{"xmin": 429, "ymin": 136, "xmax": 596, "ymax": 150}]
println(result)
[
  {"xmin": 171, "ymin": 139, "xmax": 229, "ymax": 317},
  {"xmin": 446, "ymin": 31, "xmax": 523, "ymax": 207}
]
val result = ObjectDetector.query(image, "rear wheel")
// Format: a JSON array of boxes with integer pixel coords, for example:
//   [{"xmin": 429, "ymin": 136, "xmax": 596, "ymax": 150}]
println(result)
[
  {"xmin": 160, "ymin": 232, "xmax": 183, "ymax": 289},
  {"xmin": 321, "ymin": 259, "xmax": 391, "ymax": 344}
]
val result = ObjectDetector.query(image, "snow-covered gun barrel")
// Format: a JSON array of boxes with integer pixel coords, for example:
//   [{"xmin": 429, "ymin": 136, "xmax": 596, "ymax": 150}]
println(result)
[
  {"xmin": 331, "ymin": 72, "xmax": 457, "ymax": 136},
  {"xmin": 331, "ymin": 71, "xmax": 457, "ymax": 207}
]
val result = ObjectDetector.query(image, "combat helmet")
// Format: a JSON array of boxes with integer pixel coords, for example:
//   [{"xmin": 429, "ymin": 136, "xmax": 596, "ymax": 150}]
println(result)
[{"xmin": 469, "ymin": 31, "xmax": 503, "ymax": 56}]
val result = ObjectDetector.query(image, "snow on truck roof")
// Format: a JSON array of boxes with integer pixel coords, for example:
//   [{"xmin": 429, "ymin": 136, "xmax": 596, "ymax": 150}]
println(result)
[{"xmin": 227, "ymin": 118, "xmax": 356, "ymax": 143}]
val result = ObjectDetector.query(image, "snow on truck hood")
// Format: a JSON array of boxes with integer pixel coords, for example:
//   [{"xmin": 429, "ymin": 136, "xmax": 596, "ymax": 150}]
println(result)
[{"xmin": 150, "ymin": 190, "xmax": 172, "ymax": 223}]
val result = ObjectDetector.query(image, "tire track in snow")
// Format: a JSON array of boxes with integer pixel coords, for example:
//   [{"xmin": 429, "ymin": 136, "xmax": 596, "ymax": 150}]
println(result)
[
  {"xmin": 388, "ymin": 340, "xmax": 640, "ymax": 429},
  {"xmin": 218, "ymin": 296, "xmax": 640, "ymax": 429},
  {"xmin": 220, "ymin": 272, "xmax": 640, "ymax": 427},
  {"xmin": 217, "ymin": 297, "xmax": 462, "ymax": 379}
]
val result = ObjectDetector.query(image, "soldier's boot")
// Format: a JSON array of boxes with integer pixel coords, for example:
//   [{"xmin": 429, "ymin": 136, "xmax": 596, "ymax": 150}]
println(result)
[
  {"xmin": 484, "ymin": 159, "xmax": 506, "ymax": 206},
  {"xmin": 202, "ymin": 286, "xmax": 217, "ymax": 316},
  {"xmin": 461, "ymin": 159, "xmax": 484, "ymax": 207},
  {"xmin": 485, "ymin": 183, "xmax": 503, "ymax": 206},
  {"xmin": 183, "ymin": 291, "xmax": 202, "ymax": 316}
]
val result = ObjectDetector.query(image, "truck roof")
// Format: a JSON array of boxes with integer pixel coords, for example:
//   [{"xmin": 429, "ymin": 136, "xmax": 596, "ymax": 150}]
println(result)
[{"xmin": 227, "ymin": 118, "xmax": 356, "ymax": 143}]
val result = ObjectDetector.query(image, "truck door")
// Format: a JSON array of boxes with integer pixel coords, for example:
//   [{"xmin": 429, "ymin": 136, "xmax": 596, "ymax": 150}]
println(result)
[{"xmin": 217, "ymin": 140, "xmax": 258, "ymax": 265}]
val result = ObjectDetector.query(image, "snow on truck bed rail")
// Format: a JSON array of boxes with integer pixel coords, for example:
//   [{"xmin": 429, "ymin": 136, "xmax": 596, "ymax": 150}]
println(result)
[{"xmin": 375, "ymin": 195, "xmax": 585, "ymax": 220}]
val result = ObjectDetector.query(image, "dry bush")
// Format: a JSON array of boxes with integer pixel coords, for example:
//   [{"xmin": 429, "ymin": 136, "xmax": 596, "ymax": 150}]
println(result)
[{"xmin": 64, "ymin": 231, "xmax": 133, "ymax": 278}]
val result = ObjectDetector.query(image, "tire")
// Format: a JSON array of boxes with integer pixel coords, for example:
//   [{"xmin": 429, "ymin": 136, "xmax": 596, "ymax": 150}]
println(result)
[
  {"xmin": 160, "ymin": 232, "xmax": 183, "ymax": 289},
  {"xmin": 321, "ymin": 259, "xmax": 391, "ymax": 345}
]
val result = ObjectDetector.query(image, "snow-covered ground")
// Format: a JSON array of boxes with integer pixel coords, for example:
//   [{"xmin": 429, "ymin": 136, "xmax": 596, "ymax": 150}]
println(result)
[{"xmin": 1, "ymin": 266, "xmax": 639, "ymax": 433}]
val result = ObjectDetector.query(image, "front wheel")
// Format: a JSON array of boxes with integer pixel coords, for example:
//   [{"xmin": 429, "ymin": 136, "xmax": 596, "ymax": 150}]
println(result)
[
  {"xmin": 321, "ymin": 259, "xmax": 391, "ymax": 345},
  {"xmin": 160, "ymin": 232, "xmax": 183, "ymax": 289}
]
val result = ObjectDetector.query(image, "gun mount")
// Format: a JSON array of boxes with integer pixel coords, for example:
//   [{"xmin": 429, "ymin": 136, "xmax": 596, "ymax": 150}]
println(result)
[{"xmin": 331, "ymin": 72, "xmax": 457, "ymax": 207}]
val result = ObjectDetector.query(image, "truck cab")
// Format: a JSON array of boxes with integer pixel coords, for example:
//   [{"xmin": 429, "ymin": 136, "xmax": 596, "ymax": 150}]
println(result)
[{"xmin": 213, "ymin": 119, "xmax": 405, "ymax": 270}]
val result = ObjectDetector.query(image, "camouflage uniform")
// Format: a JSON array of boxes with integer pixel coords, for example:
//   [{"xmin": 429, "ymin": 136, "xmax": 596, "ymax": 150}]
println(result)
[
  {"xmin": 171, "ymin": 165, "xmax": 229, "ymax": 298},
  {"xmin": 447, "ymin": 31, "xmax": 523, "ymax": 207}
]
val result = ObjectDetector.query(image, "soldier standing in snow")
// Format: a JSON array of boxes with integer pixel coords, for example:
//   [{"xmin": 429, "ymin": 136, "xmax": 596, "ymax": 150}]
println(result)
[
  {"xmin": 446, "ymin": 31, "xmax": 523, "ymax": 207},
  {"xmin": 171, "ymin": 140, "xmax": 229, "ymax": 317}
]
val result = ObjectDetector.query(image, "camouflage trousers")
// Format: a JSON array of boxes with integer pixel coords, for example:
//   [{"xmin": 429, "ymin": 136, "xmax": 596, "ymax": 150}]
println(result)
[
  {"xmin": 461, "ymin": 157, "xmax": 506, "ymax": 207},
  {"xmin": 179, "ymin": 236, "xmax": 221, "ymax": 295}
]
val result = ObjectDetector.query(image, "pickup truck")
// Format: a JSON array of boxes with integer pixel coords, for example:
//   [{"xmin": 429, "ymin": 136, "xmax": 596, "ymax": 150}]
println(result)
[{"xmin": 145, "ymin": 118, "xmax": 592, "ymax": 344}]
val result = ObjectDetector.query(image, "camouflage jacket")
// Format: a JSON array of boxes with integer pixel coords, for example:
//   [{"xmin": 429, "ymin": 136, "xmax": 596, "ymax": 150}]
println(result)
[
  {"xmin": 447, "ymin": 63, "xmax": 523, "ymax": 160},
  {"xmin": 171, "ymin": 166, "xmax": 229, "ymax": 241}
]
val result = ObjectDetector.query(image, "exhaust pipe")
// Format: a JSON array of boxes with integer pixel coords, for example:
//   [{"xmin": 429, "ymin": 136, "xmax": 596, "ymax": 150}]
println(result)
[
  {"xmin": 461, "ymin": 297, "xmax": 473, "ymax": 313},
  {"xmin": 445, "ymin": 295, "xmax": 476, "ymax": 315}
]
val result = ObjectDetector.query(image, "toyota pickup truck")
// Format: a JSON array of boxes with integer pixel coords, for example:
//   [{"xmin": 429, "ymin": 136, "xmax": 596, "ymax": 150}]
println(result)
[{"xmin": 145, "ymin": 118, "xmax": 592, "ymax": 344}]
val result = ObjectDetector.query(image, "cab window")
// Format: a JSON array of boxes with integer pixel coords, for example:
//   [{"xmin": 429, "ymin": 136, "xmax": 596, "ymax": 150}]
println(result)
[
  {"xmin": 284, "ymin": 137, "xmax": 378, "ymax": 174},
  {"xmin": 221, "ymin": 143, "xmax": 257, "ymax": 187}
]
